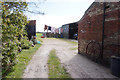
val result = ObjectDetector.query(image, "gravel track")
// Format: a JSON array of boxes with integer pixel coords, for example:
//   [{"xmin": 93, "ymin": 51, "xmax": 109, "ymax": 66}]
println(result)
[{"xmin": 23, "ymin": 38, "xmax": 116, "ymax": 78}]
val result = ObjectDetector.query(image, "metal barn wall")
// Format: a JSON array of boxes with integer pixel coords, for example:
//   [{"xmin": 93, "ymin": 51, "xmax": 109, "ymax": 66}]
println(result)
[
  {"xmin": 62, "ymin": 24, "xmax": 69, "ymax": 39},
  {"xmin": 69, "ymin": 22, "xmax": 78, "ymax": 39},
  {"xmin": 62, "ymin": 22, "xmax": 78, "ymax": 39}
]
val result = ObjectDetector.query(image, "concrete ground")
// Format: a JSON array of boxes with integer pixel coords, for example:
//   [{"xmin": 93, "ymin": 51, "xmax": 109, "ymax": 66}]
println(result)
[
  {"xmin": 22, "ymin": 38, "xmax": 117, "ymax": 78},
  {"xmin": 69, "ymin": 39, "xmax": 78, "ymax": 43}
]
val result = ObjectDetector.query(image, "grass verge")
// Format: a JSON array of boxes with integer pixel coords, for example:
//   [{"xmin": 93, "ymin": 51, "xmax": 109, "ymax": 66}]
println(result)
[
  {"xmin": 59, "ymin": 39, "xmax": 78, "ymax": 46},
  {"xmin": 5, "ymin": 44, "xmax": 42, "ymax": 78},
  {"xmin": 5, "ymin": 33, "xmax": 42, "ymax": 78},
  {"xmin": 36, "ymin": 33, "xmax": 43, "ymax": 43},
  {"xmin": 48, "ymin": 49, "xmax": 71, "ymax": 78},
  {"xmin": 46, "ymin": 38, "xmax": 58, "ymax": 40},
  {"xmin": 70, "ymin": 47, "xmax": 78, "ymax": 50}
]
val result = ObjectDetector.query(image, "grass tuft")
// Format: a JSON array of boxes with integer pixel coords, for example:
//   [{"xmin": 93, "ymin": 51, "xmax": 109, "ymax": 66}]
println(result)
[
  {"xmin": 36, "ymin": 33, "xmax": 43, "ymax": 42},
  {"xmin": 48, "ymin": 49, "xmax": 71, "ymax": 78},
  {"xmin": 70, "ymin": 47, "xmax": 78, "ymax": 50}
]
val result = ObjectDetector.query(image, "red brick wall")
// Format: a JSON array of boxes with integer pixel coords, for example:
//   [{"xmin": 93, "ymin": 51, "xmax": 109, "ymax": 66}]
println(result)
[{"xmin": 78, "ymin": 2, "xmax": 120, "ymax": 62}]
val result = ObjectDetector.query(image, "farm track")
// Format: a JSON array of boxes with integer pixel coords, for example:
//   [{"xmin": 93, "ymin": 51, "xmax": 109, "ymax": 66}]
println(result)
[{"xmin": 23, "ymin": 38, "xmax": 116, "ymax": 78}]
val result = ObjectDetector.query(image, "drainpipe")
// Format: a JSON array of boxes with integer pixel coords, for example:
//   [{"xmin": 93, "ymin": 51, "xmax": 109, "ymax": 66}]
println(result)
[{"xmin": 101, "ymin": 2, "xmax": 106, "ymax": 60}]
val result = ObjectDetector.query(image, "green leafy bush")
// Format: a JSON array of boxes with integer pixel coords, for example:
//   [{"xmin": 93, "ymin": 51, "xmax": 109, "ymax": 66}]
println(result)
[
  {"xmin": 20, "ymin": 36, "xmax": 32, "ymax": 49},
  {"xmin": 1, "ymin": 2, "xmax": 29, "ymax": 76}
]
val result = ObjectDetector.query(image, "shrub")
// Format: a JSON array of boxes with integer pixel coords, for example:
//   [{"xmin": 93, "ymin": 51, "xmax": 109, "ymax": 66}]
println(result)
[
  {"xmin": 20, "ymin": 36, "xmax": 32, "ymax": 49},
  {"xmin": 1, "ymin": 2, "xmax": 28, "ymax": 76}
]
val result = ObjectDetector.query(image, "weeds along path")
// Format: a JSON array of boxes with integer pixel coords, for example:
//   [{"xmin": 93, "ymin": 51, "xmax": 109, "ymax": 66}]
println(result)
[
  {"xmin": 22, "ymin": 39, "xmax": 54, "ymax": 78},
  {"xmin": 23, "ymin": 38, "xmax": 116, "ymax": 78},
  {"xmin": 48, "ymin": 49, "xmax": 71, "ymax": 78},
  {"xmin": 22, "ymin": 38, "xmax": 75, "ymax": 78}
]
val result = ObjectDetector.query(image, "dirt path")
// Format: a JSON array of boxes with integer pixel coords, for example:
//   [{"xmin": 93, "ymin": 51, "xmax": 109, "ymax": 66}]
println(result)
[{"xmin": 23, "ymin": 38, "xmax": 116, "ymax": 78}]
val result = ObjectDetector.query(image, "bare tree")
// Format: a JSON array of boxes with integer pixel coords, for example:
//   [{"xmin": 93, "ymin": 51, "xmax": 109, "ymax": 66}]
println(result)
[{"xmin": 26, "ymin": 0, "xmax": 46, "ymax": 15}]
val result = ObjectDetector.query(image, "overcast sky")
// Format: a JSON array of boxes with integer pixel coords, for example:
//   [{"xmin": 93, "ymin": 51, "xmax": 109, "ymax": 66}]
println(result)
[{"xmin": 27, "ymin": 0, "xmax": 94, "ymax": 32}]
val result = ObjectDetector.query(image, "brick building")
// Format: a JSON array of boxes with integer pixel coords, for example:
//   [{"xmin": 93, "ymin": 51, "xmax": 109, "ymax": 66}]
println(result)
[{"xmin": 78, "ymin": 2, "xmax": 120, "ymax": 64}]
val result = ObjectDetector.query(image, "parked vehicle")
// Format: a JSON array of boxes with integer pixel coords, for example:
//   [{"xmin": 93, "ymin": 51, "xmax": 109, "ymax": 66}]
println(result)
[{"xmin": 74, "ymin": 33, "xmax": 78, "ymax": 40}]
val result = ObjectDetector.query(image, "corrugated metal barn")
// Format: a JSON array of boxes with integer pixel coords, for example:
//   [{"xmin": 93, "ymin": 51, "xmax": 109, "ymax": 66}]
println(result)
[{"xmin": 62, "ymin": 22, "xmax": 78, "ymax": 39}]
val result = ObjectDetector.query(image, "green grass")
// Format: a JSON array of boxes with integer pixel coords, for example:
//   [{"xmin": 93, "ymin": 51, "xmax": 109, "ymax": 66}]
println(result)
[
  {"xmin": 5, "ymin": 33, "xmax": 42, "ymax": 78},
  {"xmin": 46, "ymin": 38, "xmax": 56, "ymax": 39},
  {"xmin": 70, "ymin": 47, "xmax": 78, "ymax": 50},
  {"xmin": 48, "ymin": 49, "xmax": 71, "ymax": 78},
  {"xmin": 59, "ymin": 39, "xmax": 78, "ymax": 46},
  {"xmin": 36, "ymin": 32, "xmax": 43, "ymax": 37},
  {"xmin": 36, "ymin": 33, "xmax": 43, "ymax": 42},
  {"xmin": 5, "ymin": 44, "xmax": 42, "ymax": 78}
]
